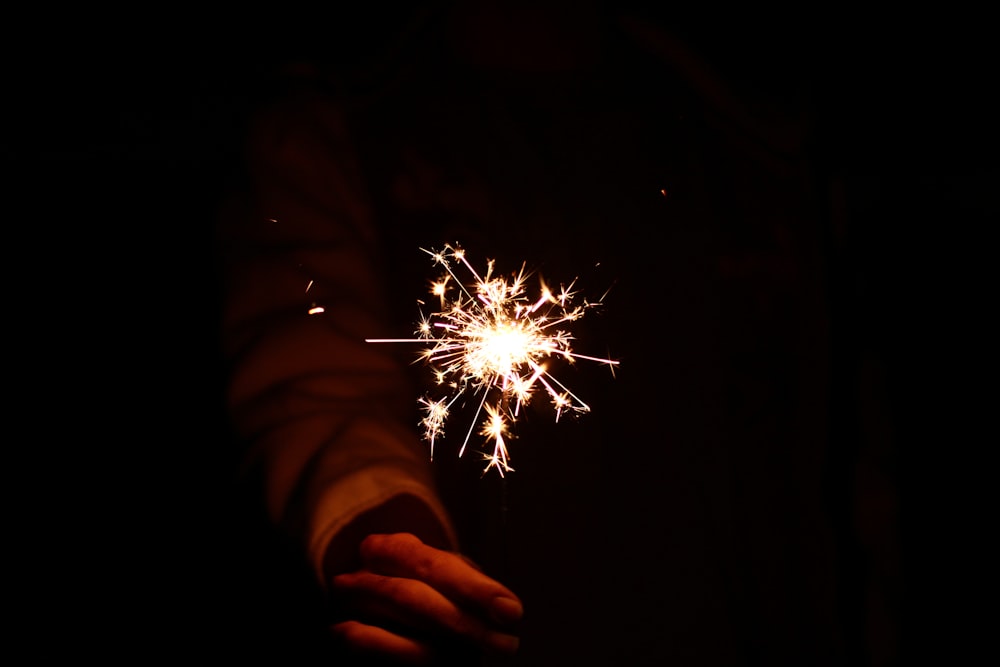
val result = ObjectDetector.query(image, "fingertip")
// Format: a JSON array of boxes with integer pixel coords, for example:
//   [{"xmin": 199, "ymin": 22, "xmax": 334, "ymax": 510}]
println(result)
[
  {"xmin": 485, "ymin": 630, "xmax": 521, "ymax": 655},
  {"xmin": 490, "ymin": 596, "xmax": 524, "ymax": 625}
]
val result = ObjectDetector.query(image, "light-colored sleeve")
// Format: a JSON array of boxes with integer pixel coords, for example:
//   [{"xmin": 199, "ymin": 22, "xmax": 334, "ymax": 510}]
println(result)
[{"xmin": 217, "ymin": 83, "xmax": 458, "ymax": 587}]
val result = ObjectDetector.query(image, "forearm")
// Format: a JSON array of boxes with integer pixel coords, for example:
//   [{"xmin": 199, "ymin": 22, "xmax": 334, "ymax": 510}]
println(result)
[{"xmin": 218, "ymin": 83, "xmax": 456, "ymax": 586}]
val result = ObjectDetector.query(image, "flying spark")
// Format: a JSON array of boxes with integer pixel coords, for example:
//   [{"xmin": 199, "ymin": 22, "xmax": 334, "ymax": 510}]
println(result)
[{"xmin": 367, "ymin": 244, "xmax": 618, "ymax": 476}]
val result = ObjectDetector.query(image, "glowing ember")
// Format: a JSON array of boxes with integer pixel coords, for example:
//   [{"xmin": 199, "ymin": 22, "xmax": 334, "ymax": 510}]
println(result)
[{"xmin": 368, "ymin": 244, "xmax": 618, "ymax": 476}]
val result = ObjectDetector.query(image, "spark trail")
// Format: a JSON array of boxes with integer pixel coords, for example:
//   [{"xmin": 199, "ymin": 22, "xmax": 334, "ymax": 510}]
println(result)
[{"xmin": 368, "ymin": 244, "xmax": 618, "ymax": 476}]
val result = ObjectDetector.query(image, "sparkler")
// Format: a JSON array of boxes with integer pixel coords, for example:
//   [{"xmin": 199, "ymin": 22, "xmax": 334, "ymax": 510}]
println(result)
[{"xmin": 367, "ymin": 244, "xmax": 618, "ymax": 476}]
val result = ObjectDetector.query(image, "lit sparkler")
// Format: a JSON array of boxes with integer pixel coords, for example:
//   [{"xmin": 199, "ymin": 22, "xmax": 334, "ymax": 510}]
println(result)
[{"xmin": 367, "ymin": 244, "xmax": 618, "ymax": 476}]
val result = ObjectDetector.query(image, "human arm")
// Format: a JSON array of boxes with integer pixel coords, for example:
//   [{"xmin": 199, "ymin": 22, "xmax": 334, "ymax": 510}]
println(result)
[{"xmin": 217, "ymin": 72, "xmax": 521, "ymax": 664}]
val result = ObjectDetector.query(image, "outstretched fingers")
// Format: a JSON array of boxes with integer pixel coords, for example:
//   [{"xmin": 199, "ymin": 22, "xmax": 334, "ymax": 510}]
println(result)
[
  {"xmin": 331, "ymin": 570, "xmax": 520, "ymax": 655},
  {"xmin": 358, "ymin": 533, "xmax": 524, "ymax": 626}
]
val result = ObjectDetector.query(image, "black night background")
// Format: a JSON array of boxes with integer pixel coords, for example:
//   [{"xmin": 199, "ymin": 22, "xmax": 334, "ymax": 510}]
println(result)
[{"xmin": 6, "ymin": 3, "xmax": 994, "ymax": 665}]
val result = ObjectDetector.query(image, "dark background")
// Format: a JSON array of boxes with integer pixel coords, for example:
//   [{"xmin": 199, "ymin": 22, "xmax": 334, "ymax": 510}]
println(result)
[{"xmin": 7, "ymin": 3, "xmax": 994, "ymax": 665}]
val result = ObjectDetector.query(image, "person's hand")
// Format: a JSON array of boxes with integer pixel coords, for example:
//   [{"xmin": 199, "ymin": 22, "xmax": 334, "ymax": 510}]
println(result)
[{"xmin": 329, "ymin": 532, "xmax": 523, "ymax": 665}]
